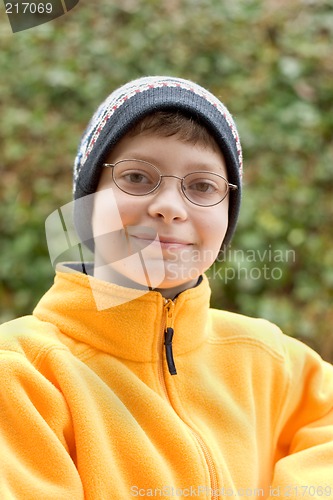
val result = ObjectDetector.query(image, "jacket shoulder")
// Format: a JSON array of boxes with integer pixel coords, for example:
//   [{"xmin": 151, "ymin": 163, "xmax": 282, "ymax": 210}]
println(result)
[
  {"xmin": 0, "ymin": 315, "xmax": 66, "ymax": 361},
  {"xmin": 208, "ymin": 308, "xmax": 299, "ymax": 362},
  {"xmin": 208, "ymin": 308, "xmax": 332, "ymax": 380}
]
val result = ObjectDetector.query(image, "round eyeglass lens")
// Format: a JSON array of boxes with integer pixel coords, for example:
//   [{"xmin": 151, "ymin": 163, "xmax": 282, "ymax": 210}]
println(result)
[
  {"xmin": 183, "ymin": 172, "xmax": 228, "ymax": 206},
  {"xmin": 113, "ymin": 160, "xmax": 160, "ymax": 195}
]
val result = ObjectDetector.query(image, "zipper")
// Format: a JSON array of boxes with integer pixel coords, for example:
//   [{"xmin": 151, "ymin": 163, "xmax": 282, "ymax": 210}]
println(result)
[
  {"xmin": 189, "ymin": 430, "xmax": 219, "ymax": 497},
  {"xmin": 158, "ymin": 298, "xmax": 219, "ymax": 498}
]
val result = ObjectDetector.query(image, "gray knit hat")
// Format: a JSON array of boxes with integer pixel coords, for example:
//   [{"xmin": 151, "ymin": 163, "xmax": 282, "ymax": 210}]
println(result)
[{"xmin": 73, "ymin": 76, "xmax": 243, "ymax": 249}]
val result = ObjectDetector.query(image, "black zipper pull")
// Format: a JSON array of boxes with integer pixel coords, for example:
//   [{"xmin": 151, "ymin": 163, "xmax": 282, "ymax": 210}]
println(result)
[
  {"xmin": 164, "ymin": 299, "xmax": 177, "ymax": 375},
  {"xmin": 164, "ymin": 327, "xmax": 177, "ymax": 375}
]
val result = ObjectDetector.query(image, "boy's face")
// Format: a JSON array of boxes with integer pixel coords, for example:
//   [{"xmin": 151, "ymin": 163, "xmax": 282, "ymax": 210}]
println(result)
[{"xmin": 91, "ymin": 132, "xmax": 229, "ymax": 297}]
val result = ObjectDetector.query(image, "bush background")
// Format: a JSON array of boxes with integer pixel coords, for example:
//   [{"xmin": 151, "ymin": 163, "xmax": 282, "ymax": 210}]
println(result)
[{"xmin": 1, "ymin": 0, "xmax": 332, "ymax": 361}]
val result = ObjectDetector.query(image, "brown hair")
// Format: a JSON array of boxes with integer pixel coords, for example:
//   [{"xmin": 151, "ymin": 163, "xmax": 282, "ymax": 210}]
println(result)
[{"xmin": 127, "ymin": 110, "xmax": 220, "ymax": 152}]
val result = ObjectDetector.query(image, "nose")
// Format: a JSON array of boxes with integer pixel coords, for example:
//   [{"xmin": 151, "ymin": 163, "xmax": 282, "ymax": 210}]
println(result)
[{"xmin": 147, "ymin": 178, "xmax": 188, "ymax": 223}]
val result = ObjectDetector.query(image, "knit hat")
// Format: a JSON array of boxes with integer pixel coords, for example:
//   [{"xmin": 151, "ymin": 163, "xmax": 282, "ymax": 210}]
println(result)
[{"xmin": 73, "ymin": 76, "xmax": 243, "ymax": 250}]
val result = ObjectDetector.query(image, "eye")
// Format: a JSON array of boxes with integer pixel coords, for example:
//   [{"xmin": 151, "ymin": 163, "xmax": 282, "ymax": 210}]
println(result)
[
  {"xmin": 120, "ymin": 170, "xmax": 154, "ymax": 185},
  {"xmin": 187, "ymin": 179, "xmax": 218, "ymax": 193},
  {"xmin": 125, "ymin": 171, "xmax": 150, "ymax": 184}
]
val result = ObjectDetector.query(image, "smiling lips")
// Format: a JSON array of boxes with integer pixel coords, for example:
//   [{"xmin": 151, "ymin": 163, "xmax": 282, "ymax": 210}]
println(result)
[{"xmin": 130, "ymin": 233, "xmax": 193, "ymax": 247}]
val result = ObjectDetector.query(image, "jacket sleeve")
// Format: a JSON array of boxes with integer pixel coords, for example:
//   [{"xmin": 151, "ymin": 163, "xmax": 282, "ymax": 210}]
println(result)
[
  {"xmin": 0, "ymin": 348, "xmax": 84, "ymax": 500},
  {"xmin": 269, "ymin": 335, "xmax": 333, "ymax": 499}
]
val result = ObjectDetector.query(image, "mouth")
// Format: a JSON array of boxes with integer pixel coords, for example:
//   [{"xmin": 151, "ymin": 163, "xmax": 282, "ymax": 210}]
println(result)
[{"xmin": 129, "ymin": 233, "xmax": 193, "ymax": 248}]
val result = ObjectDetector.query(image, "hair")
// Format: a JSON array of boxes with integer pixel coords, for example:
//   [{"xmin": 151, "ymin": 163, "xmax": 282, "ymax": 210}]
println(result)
[{"xmin": 127, "ymin": 110, "xmax": 220, "ymax": 152}]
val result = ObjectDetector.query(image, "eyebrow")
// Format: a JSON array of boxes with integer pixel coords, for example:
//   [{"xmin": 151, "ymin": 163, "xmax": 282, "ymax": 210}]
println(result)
[{"xmin": 115, "ymin": 152, "xmax": 227, "ymax": 173}]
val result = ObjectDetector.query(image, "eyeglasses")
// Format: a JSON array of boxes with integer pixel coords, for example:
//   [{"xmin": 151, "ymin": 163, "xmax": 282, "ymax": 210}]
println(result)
[{"xmin": 102, "ymin": 159, "xmax": 238, "ymax": 207}]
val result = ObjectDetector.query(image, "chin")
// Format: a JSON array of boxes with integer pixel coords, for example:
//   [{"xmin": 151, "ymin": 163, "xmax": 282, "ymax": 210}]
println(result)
[{"xmin": 110, "ymin": 263, "xmax": 201, "ymax": 292}]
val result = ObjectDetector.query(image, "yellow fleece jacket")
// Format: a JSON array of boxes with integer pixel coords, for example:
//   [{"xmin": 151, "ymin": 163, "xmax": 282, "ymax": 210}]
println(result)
[{"xmin": 0, "ymin": 265, "xmax": 333, "ymax": 500}]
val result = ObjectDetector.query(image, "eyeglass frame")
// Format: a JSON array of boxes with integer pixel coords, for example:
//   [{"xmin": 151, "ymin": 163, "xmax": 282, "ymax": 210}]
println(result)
[{"xmin": 102, "ymin": 158, "xmax": 238, "ymax": 207}]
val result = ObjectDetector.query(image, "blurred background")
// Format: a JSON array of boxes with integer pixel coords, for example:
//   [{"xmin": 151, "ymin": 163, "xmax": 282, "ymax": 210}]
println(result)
[{"xmin": 0, "ymin": 0, "xmax": 332, "ymax": 360}]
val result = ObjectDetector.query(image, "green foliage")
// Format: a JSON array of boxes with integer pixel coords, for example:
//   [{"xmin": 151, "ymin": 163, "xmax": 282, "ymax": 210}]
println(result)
[{"xmin": 1, "ymin": 0, "xmax": 332, "ymax": 360}]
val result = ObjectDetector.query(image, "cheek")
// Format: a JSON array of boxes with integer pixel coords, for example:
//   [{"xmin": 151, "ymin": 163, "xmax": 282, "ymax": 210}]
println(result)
[
  {"xmin": 114, "ymin": 192, "xmax": 147, "ymax": 227},
  {"xmin": 201, "ymin": 211, "xmax": 228, "ymax": 269},
  {"xmin": 92, "ymin": 188, "xmax": 124, "ymax": 237},
  {"xmin": 199, "ymin": 208, "xmax": 228, "ymax": 249}
]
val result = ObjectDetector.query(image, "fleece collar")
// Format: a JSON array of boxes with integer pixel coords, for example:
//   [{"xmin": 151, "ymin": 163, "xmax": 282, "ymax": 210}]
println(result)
[{"xmin": 33, "ymin": 264, "xmax": 211, "ymax": 364}]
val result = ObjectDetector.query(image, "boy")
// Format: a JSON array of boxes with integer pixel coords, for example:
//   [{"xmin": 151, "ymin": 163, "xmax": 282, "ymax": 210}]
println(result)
[{"xmin": 0, "ymin": 76, "xmax": 332, "ymax": 499}]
